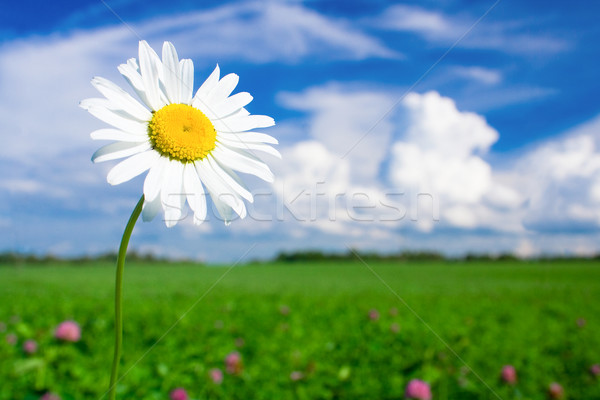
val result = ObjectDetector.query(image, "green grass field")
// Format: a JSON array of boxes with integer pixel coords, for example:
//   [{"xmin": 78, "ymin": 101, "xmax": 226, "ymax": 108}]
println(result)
[{"xmin": 1, "ymin": 259, "xmax": 600, "ymax": 399}]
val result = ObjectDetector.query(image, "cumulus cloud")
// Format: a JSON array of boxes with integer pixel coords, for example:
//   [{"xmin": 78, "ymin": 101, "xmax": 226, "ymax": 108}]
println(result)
[
  {"xmin": 388, "ymin": 91, "xmax": 523, "ymax": 232},
  {"xmin": 270, "ymin": 139, "xmax": 409, "ymax": 244},
  {"xmin": 277, "ymin": 86, "xmax": 526, "ymax": 237},
  {"xmin": 510, "ymin": 115, "xmax": 600, "ymax": 233},
  {"xmin": 275, "ymin": 84, "xmax": 600, "ymax": 256},
  {"xmin": 273, "ymin": 141, "xmax": 350, "ymax": 232},
  {"xmin": 278, "ymin": 85, "xmax": 395, "ymax": 183}
]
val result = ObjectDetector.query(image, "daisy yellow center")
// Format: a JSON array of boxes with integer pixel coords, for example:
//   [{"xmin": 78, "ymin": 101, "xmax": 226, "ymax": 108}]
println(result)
[{"xmin": 148, "ymin": 103, "xmax": 216, "ymax": 163}]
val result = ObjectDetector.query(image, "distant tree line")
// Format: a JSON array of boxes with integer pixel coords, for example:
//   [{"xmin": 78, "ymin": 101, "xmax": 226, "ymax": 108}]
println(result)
[
  {"xmin": 274, "ymin": 250, "xmax": 446, "ymax": 263},
  {"xmin": 275, "ymin": 250, "xmax": 600, "ymax": 263},
  {"xmin": 1, "ymin": 250, "xmax": 599, "ymax": 266},
  {"xmin": 0, "ymin": 251, "xmax": 175, "ymax": 266}
]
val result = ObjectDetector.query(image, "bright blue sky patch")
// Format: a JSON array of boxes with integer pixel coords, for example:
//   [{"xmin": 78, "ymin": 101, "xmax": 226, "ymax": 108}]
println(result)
[{"xmin": 2, "ymin": 0, "xmax": 600, "ymax": 261}]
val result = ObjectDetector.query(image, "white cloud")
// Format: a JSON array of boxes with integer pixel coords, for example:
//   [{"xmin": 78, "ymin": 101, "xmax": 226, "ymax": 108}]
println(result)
[
  {"xmin": 272, "ymin": 140, "xmax": 354, "ymax": 233},
  {"xmin": 456, "ymin": 86, "xmax": 558, "ymax": 112},
  {"xmin": 0, "ymin": 2, "xmax": 395, "ymax": 163},
  {"xmin": 1, "ymin": 0, "xmax": 598, "ymax": 260},
  {"xmin": 508, "ymin": 115, "xmax": 600, "ymax": 233},
  {"xmin": 370, "ymin": 4, "xmax": 569, "ymax": 55},
  {"xmin": 388, "ymin": 91, "xmax": 523, "ymax": 232},
  {"xmin": 273, "ymin": 88, "xmax": 600, "ymax": 255},
  {"xmin": 0, "ymin": 30, "xmax": 129, "ymax": 163},
  {"xmin": 401, "ymin": 91, "xmax": 498, "ymax": 159},
  {"xmin": 514, "ymin": 239, "xmax": 537, "ymax": 258},
  {"xmin": 371, "ymin": 5, "xmax": 459, "ymax": 38},
  {"xmin": 0, "ymin": 1, "xmax": 398, "ymax": 245},
  {"xmin": 389, "ymin": 91, "xmax": 497, "ymax": 206},
  {"xmin": 452, "ymin": 66, "xmax": 502, "ymax": 85},
  {"xmin": 139, "ymin": 2, "xmax": 398, "ymax": 64},
  {"xmin": 278, "ymin": 84, "xmax": 395, "ymax": 183},
  {"xmin": 277, "ymin": 86, "xmax": 525, "ymax": 237}
]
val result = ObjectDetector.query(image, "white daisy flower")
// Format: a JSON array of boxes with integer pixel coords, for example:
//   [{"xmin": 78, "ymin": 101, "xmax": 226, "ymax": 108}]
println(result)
[{"xmin": 81, "ymin": 40, "xmax": 279, "ymax": 227}]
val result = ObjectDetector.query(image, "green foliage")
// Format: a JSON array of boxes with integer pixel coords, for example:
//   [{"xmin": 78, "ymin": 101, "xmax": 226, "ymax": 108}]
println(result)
[{"xmin": 1, "ymin": 260, "xmax": 599, "ymax": 399}]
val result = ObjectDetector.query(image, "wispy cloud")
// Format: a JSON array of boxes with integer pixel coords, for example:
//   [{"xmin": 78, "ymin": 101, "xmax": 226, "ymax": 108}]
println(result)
[
  {"xmin": 368, "ymin": 4, "xmax": 570, "ymax": 55},
  {"xmin": 135, "ymin": 2, "xmax": 399, "ymax": 64},
  {"xmin": 451, "ymin": 66, "xmax": 502, "ymax": 85},
  {"xmin": 0, "ymin": 1, "xmax": 398, "ymax": 163}
]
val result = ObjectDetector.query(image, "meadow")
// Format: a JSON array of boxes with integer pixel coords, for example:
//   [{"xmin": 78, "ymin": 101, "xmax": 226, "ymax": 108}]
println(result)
[{"xmin": 1, "ymin": 259, "xmax": 599, "ymax": 399}]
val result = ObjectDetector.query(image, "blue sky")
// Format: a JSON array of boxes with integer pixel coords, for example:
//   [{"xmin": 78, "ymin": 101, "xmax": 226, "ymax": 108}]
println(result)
[{"xmin": 2, "ymin": 0, "xmax": 600, "ymax": 262}]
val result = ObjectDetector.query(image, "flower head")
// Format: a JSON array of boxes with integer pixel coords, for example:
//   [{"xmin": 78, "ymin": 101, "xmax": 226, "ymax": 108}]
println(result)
[
  {"xmin": 225, "ymin": 351, "xmax": 243, "ymax": 374},
  {"xmin": 548, "ymin": 382, "xmax": 564, "ymax": 399},
  {"xmin": 23, "ymin": 339, "xmax": 38, "ymax": 354},
  {"xmin": 290, "ymin": 371, "xmax": 304, "ymax": 381},
  {"xmin": 500, "ymin": 365, "xmax": 517, "ymax": 385},
  {"xmin": 368, "ymin": 308, "xmax": 380, "ymax": 321},
  {"xmin": 81, "ymin": 41, "xmax": 279, "ymax": 227},
  {"xmin": 169, "ymin": 388, "xmax": 188, "ymax": 400},
  {"xmin": 40, "ymin": 393, "xmax": 60, "ymax": 400},
  {"xmin": 279, "ymin": 305, "xmax": 290, "ymax": 316},
  {"xmin": 5, "ymin": 333, "xmax": 17, "ymax": 345},
  {"xmin": 209, "ymin": 368, "xmax": 224, "ymax": 384},
  {"xmin": 405, "ymin": 379, "xmax": 432, "ymax": 400},
  {"xmin": 590, "ymin": 364, "xmax": 600, "ymax": 377},
  {"xmin": 55, "ymin": 320, "xmax": 81, "ymax": 342}
]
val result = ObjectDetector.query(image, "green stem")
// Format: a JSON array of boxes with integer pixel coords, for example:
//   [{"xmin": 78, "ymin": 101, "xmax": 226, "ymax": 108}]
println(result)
[{"xmin": 108, "ymin": 195, "xmax": 144, "ymax": 400}]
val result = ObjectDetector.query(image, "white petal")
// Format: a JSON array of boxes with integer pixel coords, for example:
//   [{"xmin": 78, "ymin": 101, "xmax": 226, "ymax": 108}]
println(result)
[
  {"xmin": 213, "ymin": 115, "xmax": 275, "ymax": 133},
  {"xmin": 162, "ymin": 42, "xmax": 181, "ymax": 104},
  {"xmin": 92, "ymin": 142, "xmax": 151, "ymax": 163},
  {"xmin": 139, "ymin": 40, "xmax": 163, "ymax": 111},
  {"xmin": 211, "ymin": 145, "xmax": 274, "ymax": 182},
  {"xmin": 106, "ymin": 151, "xmax": 159, "ymax": 185},
  {"xmin": 195, "ymin": 159, "xmax": 246, "ymax": 219},
  {"xmin": 212, "ymin": 92, "xmax": 253, "ymax": 118},
  {"xmin": 211, "ymin": 195, "xmax": 233, "ymax": 226},
  {"xmin": 161, "ymin": 161, "xmax": 186, "ymax": 227},
  {"xmin": 180, "ymin": 59, "xmax": 194, "ymax": 105},
  {"xmin": 218, "ymin": 107, "xmax": 250, "ymax": 120},
  {"xmin": 81, "ymin": 99, "xmax": 148, "ymax": 134},
  {"xmin": 118, "ymin": 58, "xmax": 143, "ymax": 90},
  {"xmin": 91, "ymin": 77, "xmax": 151, "ymax": 121},
  {"xmin": 219, "ymin": 131, "xmax": 278, "ymax": 144},
  {"xmin": 118, "ymin": 60, "xmax": 152, "ymax": 108},
  {"xmin": 142, "ymin": 195, "xmax": 162, "ymax": 222},
  {"xmin": 194, "ymin": 64, "xmax": 220, "ymax": 101},
  {"xmin": 143, "ymin": 156, "xmax": 169, "ymax": 202},
  {"xmin": 207, "ymin": 155, "xmax": 253, "ymax": 202},
  {"xmin": 90, "ymin": 128, "xmax": 147, "ymax": 142},
  {"xmin": 193, "ymin": 95, "xmax": 251, "ymax": 122},
  {"xmin": 183, "ymin": 164, "xmax": 207, "ymax": 224},
  {"xmin": 191, "ymin": 96, "xmax": 218, "ymax": 120},
  {"xmin": 218, "ymin": 136, "xmax": 281, "ymax": 158},
  {"xmin": 206, "ymin": 73, "xmax": 239, "ymax": 105}
]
